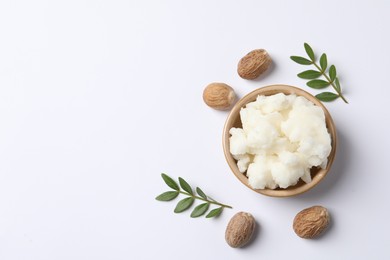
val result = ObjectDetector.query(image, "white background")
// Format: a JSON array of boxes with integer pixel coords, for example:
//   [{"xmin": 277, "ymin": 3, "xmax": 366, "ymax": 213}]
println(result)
[{"xmin": 0, "ymin": 0, "xmax": 389, "ymax": 259}]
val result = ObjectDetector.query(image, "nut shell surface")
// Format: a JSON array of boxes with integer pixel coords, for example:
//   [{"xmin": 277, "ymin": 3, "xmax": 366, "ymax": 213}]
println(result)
[
  {"xmin": 293, "ymin": 205, "xmax": 330, "ymax": 239},
  {"xmin": 203, "ymin": 83, "xmax": 236, "ymax": 110},
  {"xmin": 237, "ymin": 49, "xmax": 271, "ymax": 79},
  {"xmin": 225, "ymin": 212, "xmax": 256, "ymax": 248}
]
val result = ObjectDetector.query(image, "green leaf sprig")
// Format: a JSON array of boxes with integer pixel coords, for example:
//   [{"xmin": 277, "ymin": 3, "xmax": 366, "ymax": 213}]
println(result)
[
  {"xmin": 156, "ymin": 173, "xmax": 232, "ymax": 218},
  {"xmin": 290, "ymin": 43, "xmax": 348, "ymax": 103}
]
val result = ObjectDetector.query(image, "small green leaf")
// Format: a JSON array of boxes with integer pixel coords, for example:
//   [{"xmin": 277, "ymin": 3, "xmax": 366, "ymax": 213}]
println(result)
[
  {"xmin": 161, "ymin": 173, "xmax": 179, "ymax": 191},
  {"xmin": 155, "ymin": 191, "xmax": 179, "ymax": 201},
  {"xmin": 335, "ymin": 77, "xmax": 341, "ymax": 92},
  {"xmin": 196, "ymin": 187, "xmax": 207, "ymax": 199},
  {"xmin": 304, "ymin": 43, "xmax": 315, "ymax": 61},
  {"xmin": 206, "ymin": 207, "xmax": 223, "ymax": 218},
  {"xmin": 157, "ymin": 174, "xmax": 232, "ymax": 219},
  {"xmin": 290, "ymin": 56, "xmax": 312, "ymax": 65},
  {"xmin": 178, "ymin": 177, "xmax": 193, "ymax": 195},
  {"xmin": 316, "ymin": 92, "xmax": 339, "ymax": 102},
  {"xmin": 307, "ymin": 79, "xmax": 330, "ymax": 89},
  {"xmin": 291, "ymin": 43, "xmax": 348, "ymax": 104},
  {"xmin": 174, "ymin": 197, "xmax": 194, "ymax": 213},
  {"xmin": 329, "ymin": 65, "xmax": 337, "ymax": 82},
  {"xmin": 297, "ymin": 70, "xmax": 322, "ymax": 79},
  {"xmin": 320, "ymin": 53, "xmax": 327, "ymax": 71},
  {"xmin": 190, "ymin": 203, "xmax": 210, "ymax": 218}
]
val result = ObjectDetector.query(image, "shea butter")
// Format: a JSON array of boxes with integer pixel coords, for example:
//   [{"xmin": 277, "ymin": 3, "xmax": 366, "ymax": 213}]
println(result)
[{"xmin": 229, "ymin": 93, "xmax": 331, "ymax": 189}]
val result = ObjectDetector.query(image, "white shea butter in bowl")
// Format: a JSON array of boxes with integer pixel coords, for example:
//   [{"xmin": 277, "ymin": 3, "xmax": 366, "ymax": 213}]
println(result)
[{"xmin": 223, "ymin": 85, "xmax": 337, "ymax": 197}]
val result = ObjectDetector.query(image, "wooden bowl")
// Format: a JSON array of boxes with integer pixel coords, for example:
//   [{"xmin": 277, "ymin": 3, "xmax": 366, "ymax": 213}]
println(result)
[{"xmin": 222, "ymin": 85, "xmax": 337, "ymax": 197}]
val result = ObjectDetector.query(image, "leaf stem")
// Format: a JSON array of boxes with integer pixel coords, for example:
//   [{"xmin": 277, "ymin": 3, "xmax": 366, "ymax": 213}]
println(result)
[
  {"xmin": 178, "ymin": 191, "xmax": 232, "ymax": 209},
  {"xmin": 312, "ymin": 62, "xmax": 349, "ymax": 103}
]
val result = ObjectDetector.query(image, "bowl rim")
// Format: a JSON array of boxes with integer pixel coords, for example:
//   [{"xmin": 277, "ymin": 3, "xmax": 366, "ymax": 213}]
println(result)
[{"xmin": 222, "ymin": 84, "xmax": 337, "ymax": 197}]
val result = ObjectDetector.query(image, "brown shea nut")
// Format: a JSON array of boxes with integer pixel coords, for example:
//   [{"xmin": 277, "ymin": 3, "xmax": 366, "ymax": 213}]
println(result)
[
  {"xmin": 237, "ymin": 49, "xmax": 272, "ymax": 80},
  {"xmin": 202, "ymin": 83, "xmax": 236, "ymax": 110},
  {"xmin": 225, "ymin": 212, "xmax": 256, "ymax": 248},
  {"xmin": 293, "ymin": 205, "xmax": 330, "ymax": 239}
]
